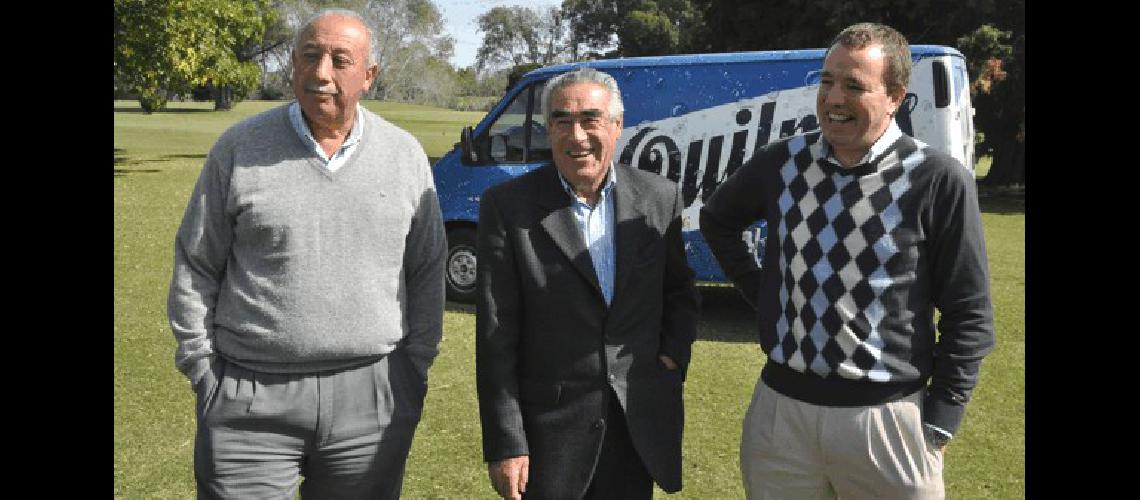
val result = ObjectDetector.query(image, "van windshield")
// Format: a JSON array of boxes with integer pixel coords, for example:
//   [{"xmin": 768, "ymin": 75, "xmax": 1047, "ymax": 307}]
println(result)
[{"xmin": 485, "ymin": 82, "xmax": 552, "ymax": 164}]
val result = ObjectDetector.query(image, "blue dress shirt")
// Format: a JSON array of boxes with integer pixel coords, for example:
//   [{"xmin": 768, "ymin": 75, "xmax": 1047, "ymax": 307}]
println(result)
[{"xmin": 557, "ymin": 165, "xmax": 617, "ymax": 306}]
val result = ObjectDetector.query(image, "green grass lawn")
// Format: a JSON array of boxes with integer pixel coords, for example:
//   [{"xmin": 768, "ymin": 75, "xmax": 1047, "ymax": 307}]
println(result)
[{"xmin": 114, "ymin": 99, "xmax": 1024, "ymax": 498}]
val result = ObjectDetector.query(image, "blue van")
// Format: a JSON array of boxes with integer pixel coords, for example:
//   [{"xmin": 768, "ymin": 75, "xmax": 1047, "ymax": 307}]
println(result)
[{"xmin": 435, "ymin": 46, "xmax": 976, "ymax": 302}]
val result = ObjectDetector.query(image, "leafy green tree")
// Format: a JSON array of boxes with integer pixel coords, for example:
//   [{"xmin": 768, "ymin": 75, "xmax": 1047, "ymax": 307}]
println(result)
[
  {"xmin": 562, "ymin": 0, "xmax": 706, "ymax": 58},
  {"xmin": 956, "ymin": 24, "xmax": 1024, "ymax": 186},
  {"xmin": 114, "ymin": 0, "xmax": 277, "ymax": 112},
  {"xmin": 506, "ymin": 62, "xmax": 544, "ymax": 92},
  {"xmin": 114, "ymin": 0, "xmax": 179, "ymax": 112},
  {"xmin": 455, "ymin": 67, "xmax": 479, "ymax": 96},
  {"xmin": 562, "ymin": 0, "xmax": 619, "ymax": 58},
  {"xmin": 476, "ymin": 6, "xmax": 544, "ymax": 71},
  {"xmin": 620, "ymin": 9, "xmax": 679, "ymax": 56},
  {"xmin": 475, "ymin": 5, "xmax": 570, "ymax": 73},
  {"xmin": 359, "ymin": 0, "xmax": 456, "ymax": 101}
]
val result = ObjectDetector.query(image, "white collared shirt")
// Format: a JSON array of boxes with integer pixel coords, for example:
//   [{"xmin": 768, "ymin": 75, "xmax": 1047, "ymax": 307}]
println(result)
[
  {"xmin": 820, "ymin": 120, "xmax": 904, "ymax": 169},
  {"xmin": 288, "ymin": 101, "xmax": 366, "ymax": 173}
]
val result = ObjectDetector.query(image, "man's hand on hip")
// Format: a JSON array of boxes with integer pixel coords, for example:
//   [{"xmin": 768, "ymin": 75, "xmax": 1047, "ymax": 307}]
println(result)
[{"xmin": 488, "ymin": 455, "xmax": 529, "ymax": 499}]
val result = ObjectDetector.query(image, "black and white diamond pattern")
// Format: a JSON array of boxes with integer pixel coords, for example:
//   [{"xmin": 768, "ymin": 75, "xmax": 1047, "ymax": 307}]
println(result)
[{"xmin": 769, "ymin": 135, "xmax": 925, "ymax": 381}]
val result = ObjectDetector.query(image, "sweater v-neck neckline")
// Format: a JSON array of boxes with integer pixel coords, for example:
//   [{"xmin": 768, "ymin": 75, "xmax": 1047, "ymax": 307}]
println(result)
[
  {"xmin": 295, "ymin": 112, "xmax": 367, "ymax": 181},
  {"xmin": 306, "ymin": 141, "xmax": 365, "ymax": 180}
]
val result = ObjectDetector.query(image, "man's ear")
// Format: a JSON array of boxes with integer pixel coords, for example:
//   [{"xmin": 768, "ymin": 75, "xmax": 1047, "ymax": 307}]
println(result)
[
  {"xmin": 888, "ymin": 87, "xmax": 906, "ymax": 115},
  {"xmin": 364, "ymin": 64, "xmax": 379, "ymax": 91}
]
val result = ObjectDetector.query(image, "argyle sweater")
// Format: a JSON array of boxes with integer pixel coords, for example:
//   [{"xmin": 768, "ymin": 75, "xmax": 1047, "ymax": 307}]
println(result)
[{"xmin": 700, "ymin": 130, "xmax": 994, "ymax": 435}]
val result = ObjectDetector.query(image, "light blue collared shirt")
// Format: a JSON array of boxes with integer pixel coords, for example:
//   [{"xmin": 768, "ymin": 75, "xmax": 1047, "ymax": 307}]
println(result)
[
  {"xmin": 288, "ymin": 101, "xmax": 366, "ymax": 173},
  {"xmin": 557, "ymin": 165, "xmax": 617, "ymax": 306},
  {"xmin": 819, "ymin": 120, "xmax": 903, "ymax": 170}
]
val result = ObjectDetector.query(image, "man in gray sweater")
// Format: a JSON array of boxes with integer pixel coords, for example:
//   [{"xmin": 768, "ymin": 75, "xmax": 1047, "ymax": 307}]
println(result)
[{"xmin": 166, "ymin": 8, "xmax": 446, "ymax": 498}]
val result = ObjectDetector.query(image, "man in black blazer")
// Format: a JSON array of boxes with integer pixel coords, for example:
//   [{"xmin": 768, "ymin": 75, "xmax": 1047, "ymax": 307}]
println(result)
[{"xmin": 476, "ymin": 67, "xmax": 701, "ymax": 499}]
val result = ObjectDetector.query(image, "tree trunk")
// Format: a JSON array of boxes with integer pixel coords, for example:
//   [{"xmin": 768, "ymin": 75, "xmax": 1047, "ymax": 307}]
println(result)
[
  {"xmin": 214, "ymin": 85, "xmax": 234, "ymax": 111},
  {"xmin": 980, "ymin": 136, "xmax": 1025, "ymax": 186}
]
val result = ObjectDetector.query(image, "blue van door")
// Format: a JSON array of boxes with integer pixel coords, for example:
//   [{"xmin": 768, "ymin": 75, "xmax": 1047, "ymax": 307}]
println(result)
[{"xmin": 435, "ymin": 81, "xmax": 551, "ymax": 302}]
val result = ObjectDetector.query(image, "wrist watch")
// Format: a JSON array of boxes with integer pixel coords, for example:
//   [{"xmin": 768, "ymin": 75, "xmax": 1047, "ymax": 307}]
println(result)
[{"xmin": 924, "ymin": 425, "xmax": 952, "ymax": 448}]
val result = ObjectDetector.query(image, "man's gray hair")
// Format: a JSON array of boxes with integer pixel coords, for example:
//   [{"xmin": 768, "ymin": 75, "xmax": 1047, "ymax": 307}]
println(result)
[
  {"xmin": 541, "ymin": 67, "xmax": 625, "ymax": 126},
  {"xmin": 293, "ymin": 8, "xmax": 377, "ymax": 67}
]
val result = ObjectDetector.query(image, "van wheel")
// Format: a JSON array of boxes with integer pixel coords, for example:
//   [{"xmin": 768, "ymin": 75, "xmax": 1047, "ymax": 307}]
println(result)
[{"xmin": 445, "ymin": 228, "xmax": 478, "ymax": 304}]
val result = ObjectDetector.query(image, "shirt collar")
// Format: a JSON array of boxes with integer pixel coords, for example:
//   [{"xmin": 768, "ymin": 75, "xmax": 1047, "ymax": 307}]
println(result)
[
  {"xmin": 820, "ymin": 119, "xmax": 902, "ymax": 168},
  {"xmin": 556, "ymin": 163, "xmax": 617, "ymax": 202},
  {"xmin": 288, "ymin": 101, "xmax": 366, "ymax": 160}
]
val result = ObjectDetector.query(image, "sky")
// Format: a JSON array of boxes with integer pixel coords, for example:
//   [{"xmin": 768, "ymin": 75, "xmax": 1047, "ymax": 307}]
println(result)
[{"xmin": 434, "ymin": 0, "xmax": 564, "ymax": 69}]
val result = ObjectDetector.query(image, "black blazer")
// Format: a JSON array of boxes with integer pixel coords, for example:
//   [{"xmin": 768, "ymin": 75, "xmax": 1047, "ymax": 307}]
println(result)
[{"xmin": 476, "ymin": 164, "xmax": 700, "ymax": 497}]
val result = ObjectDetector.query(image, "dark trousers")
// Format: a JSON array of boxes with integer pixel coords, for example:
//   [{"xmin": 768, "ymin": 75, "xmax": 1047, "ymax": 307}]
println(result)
[{"xmin": 581, "ymin": 388, "xmax": 654, "ymax": 500}]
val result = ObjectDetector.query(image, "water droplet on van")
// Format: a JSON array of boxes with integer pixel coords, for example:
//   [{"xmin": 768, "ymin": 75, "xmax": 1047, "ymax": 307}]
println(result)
[{"xmin": 804, "ymin": 70, "xmax": 821, "ymax": 85}]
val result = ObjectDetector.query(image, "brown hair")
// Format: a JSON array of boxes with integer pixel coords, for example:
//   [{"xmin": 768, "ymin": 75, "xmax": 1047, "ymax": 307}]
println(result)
[{"xmin": 828, "ymin": 23, "xmax": 911, "ymax": 95}]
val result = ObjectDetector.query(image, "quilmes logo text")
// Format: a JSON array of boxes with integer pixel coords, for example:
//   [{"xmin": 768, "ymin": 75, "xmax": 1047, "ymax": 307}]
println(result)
[{"xmin": 616, "ymin": 86, "xmax": 819, "ymax": 209}]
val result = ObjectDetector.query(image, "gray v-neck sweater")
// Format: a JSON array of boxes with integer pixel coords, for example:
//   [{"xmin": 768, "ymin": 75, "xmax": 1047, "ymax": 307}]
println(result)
[{"xmin": 168, "ymin": 103, "xmax": 446, "ymax": 385}]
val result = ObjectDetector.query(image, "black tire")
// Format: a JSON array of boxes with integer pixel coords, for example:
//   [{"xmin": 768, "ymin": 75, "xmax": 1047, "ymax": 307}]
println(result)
[{"xmin": 445, "ymin": 227, "xmax": 478, "ymax": 304}]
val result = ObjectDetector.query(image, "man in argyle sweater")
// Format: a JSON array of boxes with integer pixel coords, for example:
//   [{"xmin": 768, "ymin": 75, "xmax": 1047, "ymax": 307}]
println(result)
[{"xmin": 701, "ymin": 23, "xmax": 994, "ymax": 499}]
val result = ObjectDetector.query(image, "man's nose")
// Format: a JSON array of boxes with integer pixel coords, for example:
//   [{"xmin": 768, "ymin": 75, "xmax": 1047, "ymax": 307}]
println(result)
[
  {"xmin": 570, "ymin": 121, "xmax": 589, "ymax": 141},
  {"xmin": 314, "ymin": 55, "xmax": 334, "ymax": 81},
  {"xmin": 822, "ymin": 84, "xmax": 844, "ymax": 105}
]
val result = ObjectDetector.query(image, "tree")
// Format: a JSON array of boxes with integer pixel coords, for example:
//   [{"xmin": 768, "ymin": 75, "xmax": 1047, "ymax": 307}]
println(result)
[
  {"xmin": 562, "ymin": 0, "xmax": 619, "ymax": 59},
  {"xmin": 506, "ymin": 62, "xmax": 544, "ymax": 92},
  {"xmin": 562, "ymin": 0, "xmax": 706, "ymax": 58},
  {"xmin": 475, "ymin": 6, "xmax": 569, "ymax": 72},
  {"xmin": 114, "ymin": 0, "xmax": 180, "ymax": 112},
  {"xmin": 114, "ymin": 0, "xmax": 277, "ymax": 112},
  {"xmin": 476, "ymin": 6, "xmax": 542, "ymax": 71},
  {"xmin": 205, "ymin": 0, "xmax": 284, "ymax": 110},
  {"xmin": 359, "ymin": 0, "xmax": 456, "ymax": 101},
  {"xmin": 956, "ymin": 25, "xmax": 1024, "ymax": 186},
  {"xmin": 620, "ymin": 9, "xmax": 679, "ymax": 56}
]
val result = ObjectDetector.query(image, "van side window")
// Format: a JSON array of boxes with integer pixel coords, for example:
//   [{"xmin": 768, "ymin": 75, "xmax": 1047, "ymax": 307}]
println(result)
[
  {"xmin": 484, "ymin": 82, "xmax": 551, "ymax": 164},
  {"xmin": 932, "ymin": 60, "xmax": 951, "ymax": 108}
]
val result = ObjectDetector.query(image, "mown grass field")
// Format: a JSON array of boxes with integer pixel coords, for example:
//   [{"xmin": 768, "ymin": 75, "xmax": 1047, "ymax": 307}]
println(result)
[{"xmin": 114, "ymin": 99, "xmax": 1024, "ymax": 498}]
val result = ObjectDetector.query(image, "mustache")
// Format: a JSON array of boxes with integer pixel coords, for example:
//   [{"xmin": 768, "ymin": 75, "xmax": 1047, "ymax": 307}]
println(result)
[{"xmin": 303, "ymin": 84, "xmax": 338, "ymax": 95}]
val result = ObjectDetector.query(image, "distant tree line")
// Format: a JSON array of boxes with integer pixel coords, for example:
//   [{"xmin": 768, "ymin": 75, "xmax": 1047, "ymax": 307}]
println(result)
[{"xmin": 114, "ymin": 0, "xmax": 1024, "ymax": 185}]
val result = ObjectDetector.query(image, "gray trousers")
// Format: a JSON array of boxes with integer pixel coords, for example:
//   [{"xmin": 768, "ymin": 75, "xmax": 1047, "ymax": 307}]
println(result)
[{"xmin": 193, "ymin": 348, "xmax": 427, "ymax": 499}]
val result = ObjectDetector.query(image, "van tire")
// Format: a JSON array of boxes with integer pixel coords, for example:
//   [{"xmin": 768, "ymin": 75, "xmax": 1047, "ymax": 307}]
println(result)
[{"xmin": 445, "ymin": 227, "xmax": 478, "ymax": 304}]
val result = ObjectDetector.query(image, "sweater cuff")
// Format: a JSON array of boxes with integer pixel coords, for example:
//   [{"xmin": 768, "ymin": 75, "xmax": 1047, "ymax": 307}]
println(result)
[
  {"xmin": 403, "ymin": 343, "xmax": 438, "ymax": 380},
  {"xmin": 185, "ymin": 356, "xmax": 216, "ymax": 389},
  {"xmin": 922, "ymin": 389, "xmax": 967, "ymax": 436}
]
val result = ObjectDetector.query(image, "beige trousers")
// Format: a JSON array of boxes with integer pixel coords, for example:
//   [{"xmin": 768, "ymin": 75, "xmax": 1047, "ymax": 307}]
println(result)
[{"xmin": 740, "ymin": 377, "xmax": 944, "ymax": 500}]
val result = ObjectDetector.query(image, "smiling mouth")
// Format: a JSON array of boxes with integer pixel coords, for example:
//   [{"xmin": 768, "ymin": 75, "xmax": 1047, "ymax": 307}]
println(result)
[
  {"xmin": 565, "ymin": 149, "xmax": 594, "ymax": 158},
  {"xmin": 827, "ymin": 111, "xmax": 854, "ymax": 123},
  {"xmin": 304, "ymin": 85, "xmax": 338, "ymax": 96}
]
